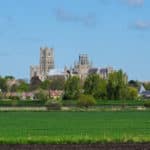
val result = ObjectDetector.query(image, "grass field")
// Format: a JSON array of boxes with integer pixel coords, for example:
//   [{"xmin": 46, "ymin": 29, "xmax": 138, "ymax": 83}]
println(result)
[{"xmin": 0, "ymin": 111, "xmax": 150, "ymax": 144}]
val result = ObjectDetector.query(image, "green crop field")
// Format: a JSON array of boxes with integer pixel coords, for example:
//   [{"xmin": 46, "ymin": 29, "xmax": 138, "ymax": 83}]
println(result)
[{"xmin": 0, "ymin": 111, "xmax": 150, "ymax": 144}]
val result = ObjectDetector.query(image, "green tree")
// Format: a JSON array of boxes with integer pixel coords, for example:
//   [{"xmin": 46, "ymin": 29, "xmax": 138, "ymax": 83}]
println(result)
[
  {"xmin": 17, "ymin": 82, "xmax": 29, "ymax": 92},
  {"xmin": 0, "ymin": 77, "xmax": 8, "ymax": 92},
  {"xmin": 126, "ymin": 87, "xmax": 138, "ymax": 100},
  {"xmin": 84, "ymin": 74, "xmax": 106, "ymax": 99},
  {"xmin": 98, "ymin": 78, "xmax": 107, "ymax": 99},
  {"xmin": 63, "ymin": 76, "xmax": 80, "ymax": 100},
  {"xmin": 4, "ymin": 76, "xmax": 15, "ymax": 80},
  {"xmin": 49, "ymin": 77, "xmax": 65, "ymax": 90},
  {"xmin": 107, "ymin": 70, "xmax": 127, "ymax": 100},
  {"xmin": 40, "ymin": 80, "xmax": 51, "ymax": 90}
]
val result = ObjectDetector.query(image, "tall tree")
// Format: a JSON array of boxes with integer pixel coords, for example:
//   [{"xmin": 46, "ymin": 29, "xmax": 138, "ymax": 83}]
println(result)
[
  {"xmin": 83, "ymin": 74, "xmax": 107, "ymax": 99},
  {"xmin": 107, "ymin": 70, "xmax": 128, "ymax": 100},
  {"xmin": 63, "ymin": 76, "xmax": 80, "ymax": 100},
  {"xmin": 17, "ymin": 82, "xmax": 29, "ymax": 92},
  {"xmin": 49, "ymin": 76, "xmax": 65, "ymax": 90},
  {"xmin": 98, "ymin": 78, "xmax": 107, "ymax": 99},
  {"xmin": 40, "ymin": 80, "xmax": 51, "ymax": 90},
  {"xmin": 0, "ymin": 77, "xmax": 8, "ymax": 92}
]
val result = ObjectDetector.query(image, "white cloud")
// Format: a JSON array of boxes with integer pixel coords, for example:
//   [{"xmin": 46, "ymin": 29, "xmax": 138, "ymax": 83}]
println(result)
[
  {"xmin": 54, "ymin": 8, "xmax": 96, "ymax": 27},
  {"xmin": 125, "ymin": 0, "xmax": 144, "ymax": 6},
  {"xmin": 98, "ymin": 0, "xmax": 144, "ymax": 6},
  {"xmin": 135, "ymin": 20, "xmax": 150, "ymax": 29}
]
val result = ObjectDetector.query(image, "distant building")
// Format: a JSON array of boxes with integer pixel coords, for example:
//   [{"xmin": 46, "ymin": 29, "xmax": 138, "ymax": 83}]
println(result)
[
  {"xmin": 49, "ymin": 90, "xmax": 63, "ymax": 99},
  {"xmin": 139, "ymin": 85, "xmax": 150, "ymax": 99},
  {"xmin": 47, "ymin": 69, "xmax": 67, "ymax": 80},
  {"xmin": 30, "ymin": 48, "xmax": 126, "ymax": 83},
  {"xmin": 65, "ymin": 54, "xmax": 116, "ymax": 80},
  {"xmin": 88, "ymin": 67, "xmax": 114, "ymax": 79},
  {"xmin": 40, "ymin": 47, "xmax": 54, "ymax": 75},
  {"xmin": 71, "ymin": 54, "xmax": 92, "ymax": 79},
  {"xmin": 30, "ymin": 65, "xmax": 41, "ymax": 80},
  {"xmin": 30, "ymin": 47, "xmax": 55, "ymax": 81}
]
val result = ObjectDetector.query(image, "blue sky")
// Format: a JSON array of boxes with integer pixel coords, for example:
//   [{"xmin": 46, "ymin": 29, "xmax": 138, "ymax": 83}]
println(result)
[{"xmin": 0, "ymin": 0, "xmax": 150, "ymax": 81}]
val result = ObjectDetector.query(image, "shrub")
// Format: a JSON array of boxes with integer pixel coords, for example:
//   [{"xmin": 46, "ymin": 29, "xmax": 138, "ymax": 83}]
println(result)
[
  {"xmin": 34, "ymin": 91, "xmax": 48, "ymax": 101},
  {"xmin": 77, "ymin": 94, "xmax": 96, "ymax": 108},
  {"xmin": 45, "ymin": 99, "xmax": 62, "ymax": 110},
  {"xmin": 144, "ymin": 101, "xmax": 150, "ymax": 108},
  {"xmin": 0, "ymin": 93, "xmax": 3, "ymax": 100},
  {"xmin": 126, "ymin": 87, "xmax": 138, "ymax": 100},
  {"xmin": 8, "ymin": 96, "xmax": 20, "ymax": 100}
]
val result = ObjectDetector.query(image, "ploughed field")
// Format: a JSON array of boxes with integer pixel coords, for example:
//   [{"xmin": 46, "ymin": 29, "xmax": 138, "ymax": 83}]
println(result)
[{"xmin": 0, "ymin": 111, "xmax": 150, "ymax": 144}]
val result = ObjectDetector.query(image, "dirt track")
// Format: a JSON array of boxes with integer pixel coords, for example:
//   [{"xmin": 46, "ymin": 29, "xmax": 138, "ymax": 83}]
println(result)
[{"xmin": 0, "ymin": 144, "xmax": 150, "ymax": 150}]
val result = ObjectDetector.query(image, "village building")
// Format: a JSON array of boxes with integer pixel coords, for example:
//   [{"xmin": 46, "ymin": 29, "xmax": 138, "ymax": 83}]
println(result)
[{"xmin": 139, "ymin": 85, "xmax": 150, "ymax": 99}]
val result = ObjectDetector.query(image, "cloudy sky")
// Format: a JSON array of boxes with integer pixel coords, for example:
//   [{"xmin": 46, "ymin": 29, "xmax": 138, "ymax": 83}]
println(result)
[{"xmin": 0, "ymin": 0, "xmax": 150, "ymax": 80}]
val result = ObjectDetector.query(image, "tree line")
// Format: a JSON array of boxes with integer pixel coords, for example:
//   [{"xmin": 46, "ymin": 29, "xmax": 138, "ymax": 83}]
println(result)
[
  {"xmin": 0, "ymin": 69, "xmax": 146, "ymax": 100},
  {"xmin": 64, "ymin": 70, "xmax": 138, "ymax": 100}
]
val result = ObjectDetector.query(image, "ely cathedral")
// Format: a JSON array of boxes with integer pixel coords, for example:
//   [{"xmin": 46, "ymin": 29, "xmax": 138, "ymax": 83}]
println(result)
[
  {"xmin": 30, "ymin": 47, "xmax": 114, "ymax": 81},
  {"xmin": 30, "ymin": 47, "xmax": 54, "ymax": 81}
]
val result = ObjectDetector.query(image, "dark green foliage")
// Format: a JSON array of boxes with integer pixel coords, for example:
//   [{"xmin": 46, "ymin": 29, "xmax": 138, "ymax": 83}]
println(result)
[
  {"xmin": 0, "ymin": 100, "xmax": 45, "ymax": 107},
  {"xmin": 63, "ymin": 76, "xmax": 80, "ymax": 100},
  {"xmin": 0, "ymin": 77, "xmax": 8, "ymax": 92},
  {"xmin": 144, "ymin": 101, "xmax": 150, "ymax": 108},
  {"xmin": 8, "ymin": 96, "xmax": 20, "ymax": 100},
  {"xmin": 77, "ymin": 94, "xmax": 96, "ymax": 108},
  {"xmin": 0, "ymin": 92, "xmax": 3, "ymax": 100},
  {"xmin": 4, "ymin": 76, "xmax": 15, "ymax": 80},
  {"xmin": 49, "ymin": 77, "xmax": 65, "ymax": 90},
  {"xmin": 62, "ymin": 99, "xmax": 145, "ymax": 107},
  {"xmin": 0, "ymin": 99, "xmax": 144, "ymax": 107}
]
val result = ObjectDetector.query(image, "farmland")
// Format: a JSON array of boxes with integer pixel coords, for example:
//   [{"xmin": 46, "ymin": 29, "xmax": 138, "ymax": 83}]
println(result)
[{"xmin": 0, "ymin": 111, "xmax": 150, "ymax": 144}]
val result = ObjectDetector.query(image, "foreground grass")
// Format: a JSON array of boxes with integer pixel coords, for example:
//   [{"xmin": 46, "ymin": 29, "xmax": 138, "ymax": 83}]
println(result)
[
  {"xmin": 0, "ymin": 111, "xmax": 150, "ymax": 144},
  {"xmin": 0, "ymin": 136, "xmax": 150, "ymax": 144}
]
